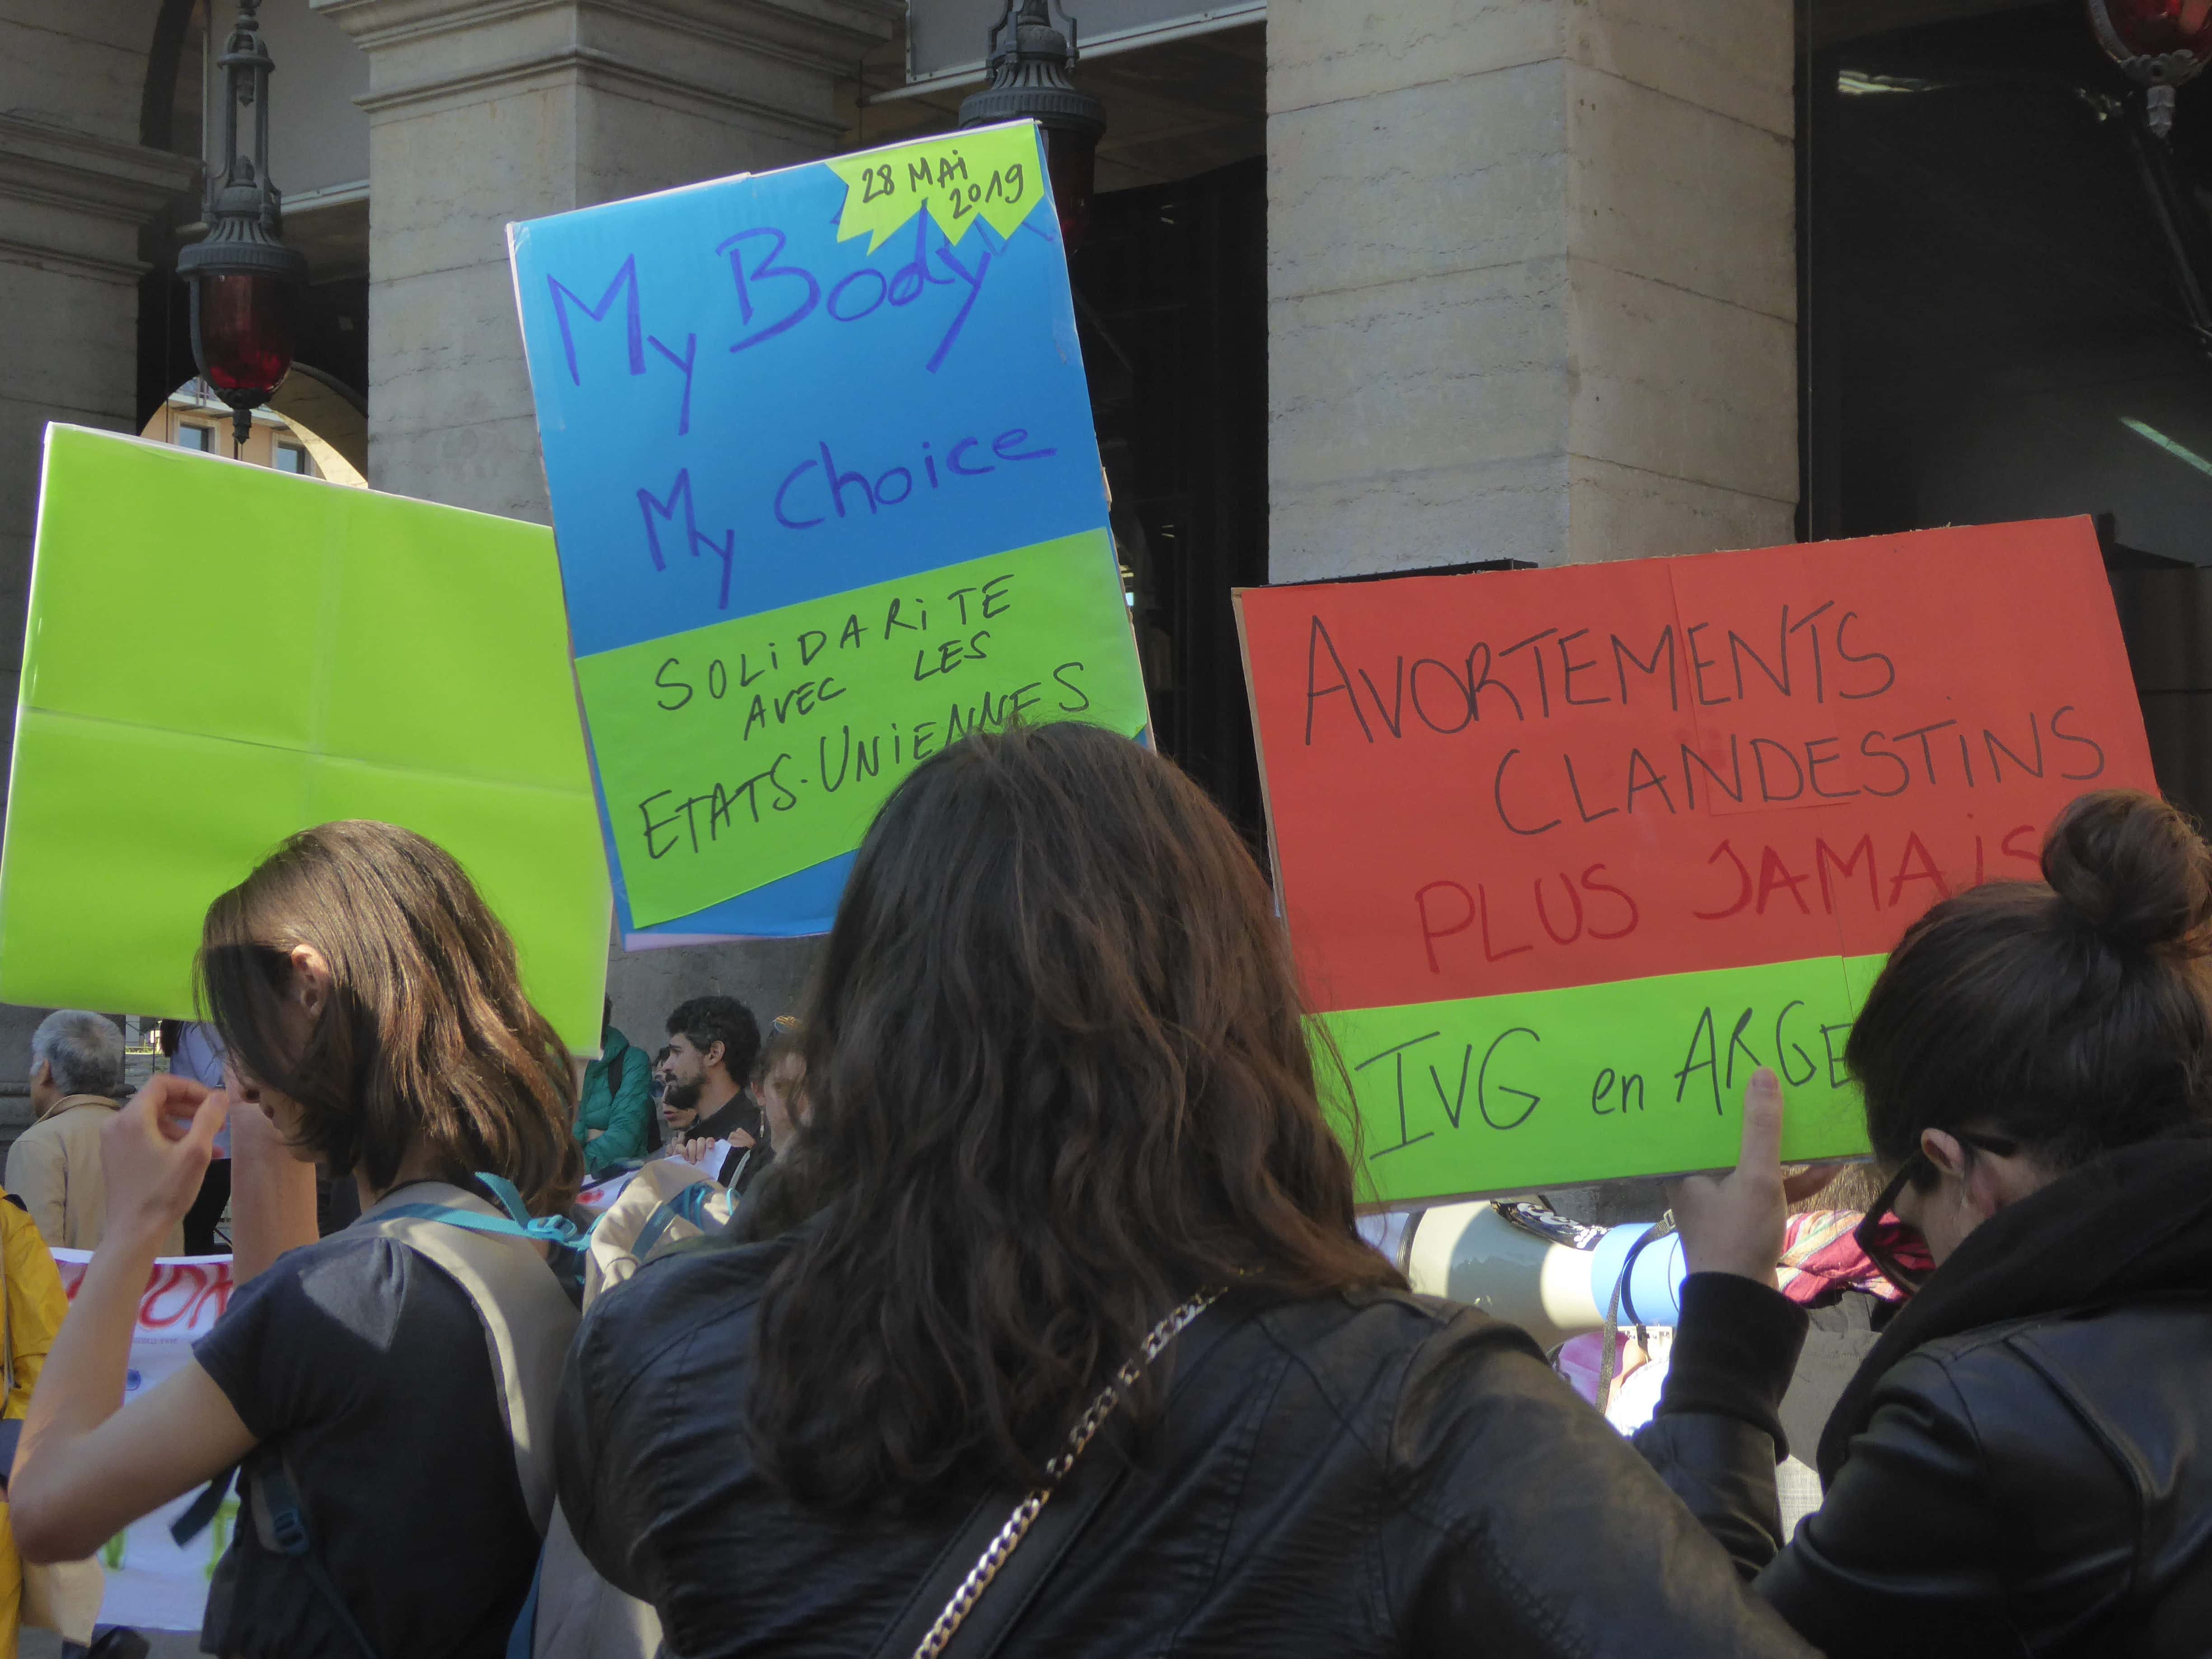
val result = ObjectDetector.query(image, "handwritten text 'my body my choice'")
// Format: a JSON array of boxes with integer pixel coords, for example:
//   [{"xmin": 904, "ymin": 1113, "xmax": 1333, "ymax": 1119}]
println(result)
[{"xmin": 543, "ymin": 205, "xmax": 1059, "ymax": 612}]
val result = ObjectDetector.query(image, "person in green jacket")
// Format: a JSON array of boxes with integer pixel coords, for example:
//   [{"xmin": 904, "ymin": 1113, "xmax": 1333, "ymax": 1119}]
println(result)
[{"xmin": 576, "ymin": 998, "xmax": 656, "ymax": 1175}]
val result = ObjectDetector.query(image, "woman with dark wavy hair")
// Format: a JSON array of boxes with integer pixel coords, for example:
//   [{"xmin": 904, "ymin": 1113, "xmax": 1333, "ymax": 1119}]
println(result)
[
  {"xmin": 558, "ymin": 724, "xmax": 1808, "ymax": 1659},
  {"xmin": 13, "ymin": 821, "xmax": 582, "ymax": 1659}
]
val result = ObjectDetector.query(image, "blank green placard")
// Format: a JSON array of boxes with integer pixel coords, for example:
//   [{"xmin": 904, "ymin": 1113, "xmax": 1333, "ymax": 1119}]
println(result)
[
  {"xmin": 577, "ymin": 529, "xmax": 1148, "ymax": 927},
  {"xmin": 1322, "ymin": 955, "xmax": 1883, "ymax": 1207},
  {"xmin": 0, "ymin": 426, "xmax": 610, "ymax": 1051}
]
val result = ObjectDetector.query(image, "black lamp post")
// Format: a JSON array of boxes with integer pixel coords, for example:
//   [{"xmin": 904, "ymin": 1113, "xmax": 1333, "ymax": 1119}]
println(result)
[
  {"xmin": 958, "ymin": 0, "xmax": 1106, "ymax": 253},
  {"xmin": 178, "ymin": 0, "xmax": 308, "ymax": 450}
]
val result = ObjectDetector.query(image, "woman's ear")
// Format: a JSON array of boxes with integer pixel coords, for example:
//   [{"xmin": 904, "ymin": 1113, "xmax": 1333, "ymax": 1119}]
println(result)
[
  {"xmin": 1920, "ymin": 1126, "xmax": 1970, "ymax": 1182},
  {"xmin": 287, "ymin": 943, "xmax": 333, "ymax": 1021},
  {"xmin": 1921, "ymin": 1126, "xmax": 2018, "ymax": 1222}
]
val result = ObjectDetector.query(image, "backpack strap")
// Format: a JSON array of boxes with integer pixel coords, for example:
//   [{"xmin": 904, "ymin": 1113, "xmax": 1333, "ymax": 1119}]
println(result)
[
  {"xmin": 511, "ymin": 1497, "xmax": 664, "ymax": 1659},
  {"xmin": 178, "ymin": 1181, "xmax": 580, "ymax": 1658},
  {"xmin": 581, "ymin": 1160, "xmax": 728, "ymax": 1306},
  {"xmin": 628, "ymin": 1182, "xmax": 728, "ymax": 1263},
  {"xmin": 171, "ymin": 1462, "xmax": 234, "ymax": 1545},
  {"xmin": 353, "ymin": 1180, "xmax": 581, "ymax": 1531},
  {"xmin": 248, "ymin": 1448, "xmax": 382, "ymax": 1659},
  {"xmin": 371, "ymin": 1174, "xmax": 584, "ymax": 1251}
]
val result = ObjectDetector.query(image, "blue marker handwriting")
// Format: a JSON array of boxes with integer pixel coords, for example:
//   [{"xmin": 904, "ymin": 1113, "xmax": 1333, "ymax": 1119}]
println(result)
[
  {"xmin": 772, "ymin": 428, "xmax": 1059, "ymax": 533},
  {"xmin": 543, "ymin": 208, "xmax": 1009, "ymax": 444}
]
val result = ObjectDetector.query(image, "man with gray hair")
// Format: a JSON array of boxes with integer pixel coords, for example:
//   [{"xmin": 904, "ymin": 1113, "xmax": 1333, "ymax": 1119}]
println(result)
[{"xmin": 6, "ymin": 1011, "xmax": 182, "ymax": 1254}]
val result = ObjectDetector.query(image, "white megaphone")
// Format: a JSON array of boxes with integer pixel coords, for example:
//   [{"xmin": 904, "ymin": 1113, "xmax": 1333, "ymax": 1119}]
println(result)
[{"xmin": 1399, "ymin": 1202, "xmax": 1686, "ymax": 1352}]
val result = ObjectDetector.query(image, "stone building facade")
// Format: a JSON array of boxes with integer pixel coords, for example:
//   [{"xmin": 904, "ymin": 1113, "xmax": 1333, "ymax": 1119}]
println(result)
[{"xmin": 5, "ymin": 0, "xmax": 2201, "ymax": 1116}]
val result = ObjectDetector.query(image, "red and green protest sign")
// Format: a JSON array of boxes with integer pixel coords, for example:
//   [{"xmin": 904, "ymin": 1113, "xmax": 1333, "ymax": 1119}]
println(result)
[{"xmin": 1237, "ymin": 519, "xmax": 2157, "ymax": 1204}]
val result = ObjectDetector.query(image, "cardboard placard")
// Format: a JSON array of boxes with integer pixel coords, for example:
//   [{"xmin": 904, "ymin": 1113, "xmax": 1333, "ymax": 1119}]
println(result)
[
  {"xmin": 508, "ymin": 120, "xmax": 1148, "ymax": 940},
  {"xmin": 1237, "ymin": 520, "xmax": 2158, "ymax": 1203},
  {"xmin": 0, "ymin": 426, "xmax": 611, "ymax": 1052}
]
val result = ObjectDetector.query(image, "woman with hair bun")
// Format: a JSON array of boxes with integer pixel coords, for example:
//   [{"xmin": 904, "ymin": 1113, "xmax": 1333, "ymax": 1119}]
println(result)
[{"xmin": 1643, "ymin": 789, "xmax": 2212, "ymax": 1656}]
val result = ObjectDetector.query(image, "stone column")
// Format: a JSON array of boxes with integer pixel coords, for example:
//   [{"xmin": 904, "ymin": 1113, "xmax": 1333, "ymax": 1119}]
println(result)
[
  {"xmin": 318, "ymin": 0, "xmax": 899, "ymax": 1030},
  {"xmin": 0, "ymin": 3, "xmax": 199, "ymax": 1113},
  {"xmin": 0, "ymin": 5, "xmax": 198, "ymax": 711},
  {"xmin": 1267, "ymin": 0, "xmax": 1797, "ymax": 579},
  {"xmin": 316, "ymin": 0, "xmax": 899, "ymax": 520}
]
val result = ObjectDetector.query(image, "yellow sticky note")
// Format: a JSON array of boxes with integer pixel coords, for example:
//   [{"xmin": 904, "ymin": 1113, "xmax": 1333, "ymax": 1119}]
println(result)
[{"xmin": 828, "ymin": 123, "xmax": 1047, "ymax": 254}]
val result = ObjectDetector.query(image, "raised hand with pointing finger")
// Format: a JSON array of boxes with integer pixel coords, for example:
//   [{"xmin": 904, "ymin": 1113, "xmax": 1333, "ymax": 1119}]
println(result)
[{"xmin": 1669, "ymin": 1068, "xmax": 1839, "ymax": 1287}]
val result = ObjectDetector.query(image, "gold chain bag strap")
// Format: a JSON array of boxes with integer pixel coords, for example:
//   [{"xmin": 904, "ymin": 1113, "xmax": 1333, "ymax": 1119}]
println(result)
[{"xmin": 902, "ymin": 1287, "xmax": 1222, "ymax": 1659}]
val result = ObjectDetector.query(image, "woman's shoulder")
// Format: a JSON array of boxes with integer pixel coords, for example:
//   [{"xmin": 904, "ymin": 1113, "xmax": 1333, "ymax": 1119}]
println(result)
[
  {"xmin": 1254, "ymin": 1284, "xmax": 1549, "ymax": 1370},
  {"xmin": 1829, "ymin": 1301, "xmax": 2212, "ymax": 1624},
  {"xmin": 239, "ymin": 1227, "xmax": 398, "ymax": 1290},
  {"xmin": 1903, "ymin": 1295, "xmax": 2212, "ymax": 1447},
  {"xmin": 197, "ymin": 1228, "xmax": 510, "ymax": 1442},
  {"xmin": 1233, "ymin": 1288, "xmax": 1683, "ymax": 1574},
  {"xmin": 574, "ymin": 1235, "xmax": 794, "ymax": 1385},
  {"xmin": 268, "ymin": 1223, "xmax": 454, "ymax": 1277},
  {"xmin": 1240, "ymin": 1286, "xmax": 1556, "ymax": 1456},
  {"xmin": 217, "ymin": 1227, "xmax": 482, "ymax": 1342},
  {"xmin": 1857, "ymin": 1298, "xmax": 2212, "ymax": 1556}
]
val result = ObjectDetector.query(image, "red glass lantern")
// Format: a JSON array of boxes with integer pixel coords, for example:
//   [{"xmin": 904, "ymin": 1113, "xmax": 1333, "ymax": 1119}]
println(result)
[
  {"xmin": 188, "ymin": 266, "xmax": 298, "ymax": 398},
  {"xmin": 2089, "ymin": 0, "xmax": 2212, "ymax": 136},
  {"xmin": 959, "ymin": 0, "xmax": 1106, "ymax": 256},
  {"xmin": 178, "ymin": 0, "xmax": 306, "ymax": 447}
]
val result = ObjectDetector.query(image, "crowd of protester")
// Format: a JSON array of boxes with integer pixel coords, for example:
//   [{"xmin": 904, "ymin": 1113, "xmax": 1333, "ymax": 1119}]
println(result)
[{"xmin": 0, "ymin": 724, "xmax": 2207, "ymax": 1655}]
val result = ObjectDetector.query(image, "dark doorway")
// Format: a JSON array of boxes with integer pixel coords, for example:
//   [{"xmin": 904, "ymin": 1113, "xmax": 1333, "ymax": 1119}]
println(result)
[
  {"xmin": 1074, "ymin": 157, "xmax": 1269, "ymax": 839},
  {"xmin": 1802, "ymin": 1, "xmax": 2212, "ymax": 819}
]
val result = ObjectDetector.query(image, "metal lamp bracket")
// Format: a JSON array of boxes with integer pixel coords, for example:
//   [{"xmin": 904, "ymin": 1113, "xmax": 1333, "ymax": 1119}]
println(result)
[
  {"xmin": 2086, "ymin": 1, "xmax": 2210, "ymax": 136},
  {"xmin": 988, "ymin": 1, "xmax": 1084, "ymax": 68}
]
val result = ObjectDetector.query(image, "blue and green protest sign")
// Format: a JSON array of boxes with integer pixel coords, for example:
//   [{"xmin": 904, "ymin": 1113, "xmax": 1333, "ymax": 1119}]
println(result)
[{"xmin": 508, "ymin": 121, "xmax": 1147, "ymax": 939}]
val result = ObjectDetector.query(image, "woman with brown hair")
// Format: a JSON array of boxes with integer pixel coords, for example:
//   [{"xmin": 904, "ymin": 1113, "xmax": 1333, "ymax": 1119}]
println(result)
[
  {"xmin": 11, "ymin": 820, "xmax": 583, "ymax": 1659},
  {"xmin": 752, "ymin": 1014, "xmax": 805, "ymax": 1150},
  {"xmin": 558, "ymin": 724, "xmax": 1808, "ymax": 1658},
  {"xmin": 1646, "ymin": 789, "xmax": 2212, "ymax": 1655}
]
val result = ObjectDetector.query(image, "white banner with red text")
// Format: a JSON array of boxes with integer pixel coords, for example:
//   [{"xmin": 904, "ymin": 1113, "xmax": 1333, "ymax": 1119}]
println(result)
[{"xmin": 52, "ymin": 1250, "xmax": 235, "ymax": 1631}]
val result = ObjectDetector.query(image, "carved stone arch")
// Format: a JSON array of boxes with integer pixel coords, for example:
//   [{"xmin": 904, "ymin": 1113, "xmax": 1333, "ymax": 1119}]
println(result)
[
  {"xmin": 269, "ymin": 363, "xmax": 368, "ymax": 481},
  {"xmin": 141, "ymin": 0, "xmax": 203, "ymax": 151}
]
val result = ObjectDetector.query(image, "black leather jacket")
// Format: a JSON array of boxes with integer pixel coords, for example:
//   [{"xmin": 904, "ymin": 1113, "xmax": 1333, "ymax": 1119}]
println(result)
[
  {"xmin": 558, "ymin": 1236, "xmax": 1813, "ymax": 1658},
  {"xmin": 1638, "ymin": 1139, "xmax": 2212, "ymax": 1658}
]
